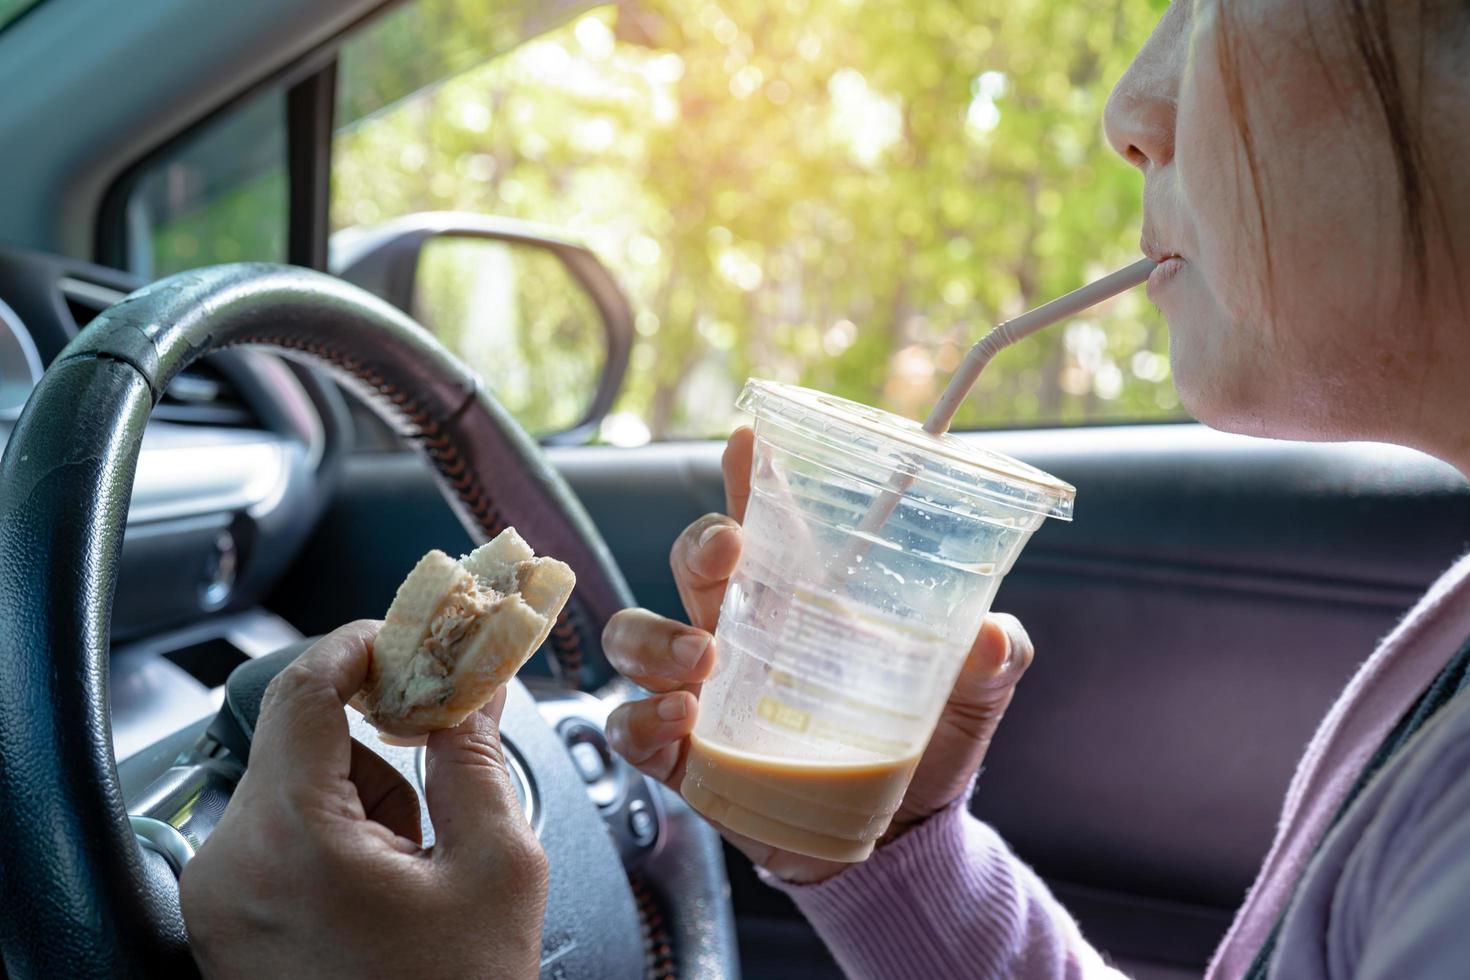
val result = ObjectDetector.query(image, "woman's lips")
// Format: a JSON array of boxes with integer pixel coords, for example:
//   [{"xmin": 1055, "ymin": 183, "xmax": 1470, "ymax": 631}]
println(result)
[{"xmin": 1146, "ymin": 255, "xmax": 1186, "ymax": 302}]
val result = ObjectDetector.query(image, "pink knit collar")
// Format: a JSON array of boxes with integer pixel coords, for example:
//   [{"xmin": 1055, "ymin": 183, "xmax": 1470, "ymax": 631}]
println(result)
[{"xmin": 1208, "ymin": 551, "xmax": 1470, "ymax": 978}]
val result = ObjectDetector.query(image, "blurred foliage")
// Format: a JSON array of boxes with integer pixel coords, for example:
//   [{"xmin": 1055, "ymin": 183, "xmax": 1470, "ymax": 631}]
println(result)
[
  {"xmin": 336, "ymin": 0, "xmax": 597, "ymax": 129},
  {"xmin": 145, "ymin": 169, "xmax": 287, "ymax": 279},
  {"xmin": 333, "ymin": 0, "xmax": 1179, "ymax": 441},
  {"xmin": 413, "ymin": 237, "xmax": 606, "ymax": 434},
  {"xmin": 143, "ymin": 0, "xmax": 1180, "ymax": 440},
  {"xmin": 135, "ymin": 90, "xmax": 288, "ymax": 279}
]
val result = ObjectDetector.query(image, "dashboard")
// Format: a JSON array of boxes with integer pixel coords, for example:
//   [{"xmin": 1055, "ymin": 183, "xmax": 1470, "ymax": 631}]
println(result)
[{"xmin": 0, "ymin": 245, "xmax": 342, "ymax": 758}]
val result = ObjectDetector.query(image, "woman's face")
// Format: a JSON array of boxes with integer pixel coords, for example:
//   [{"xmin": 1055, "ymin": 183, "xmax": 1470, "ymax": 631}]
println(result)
[{"xmin": 1104, "ymin": 0, "xmax": 1470, "ymax": 452}]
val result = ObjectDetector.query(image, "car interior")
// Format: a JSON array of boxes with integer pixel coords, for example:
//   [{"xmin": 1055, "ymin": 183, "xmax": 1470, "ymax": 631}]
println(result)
[{"xmin": 1, "ymin": 0, "xmax": 1466, "ymax": 977}]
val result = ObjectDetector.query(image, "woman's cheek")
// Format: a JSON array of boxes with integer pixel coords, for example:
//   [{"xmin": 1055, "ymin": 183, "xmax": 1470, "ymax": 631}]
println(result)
[
  {"xmin": 1180, "ymin": 7, "xmax": 1404, "ymax": 408},
  {"xmin": 1176, "ymin": 70, "xmax": 1270, "ymax": 327},
  {"xmin": 1166, "ymin": 33, "xmax": 1288, "ymax": 433}
]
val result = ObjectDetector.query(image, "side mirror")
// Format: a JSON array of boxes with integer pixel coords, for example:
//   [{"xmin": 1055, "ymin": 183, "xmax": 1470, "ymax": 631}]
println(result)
[{"xmin": 331, "ymin": 212, "xmax": 633, "ymax": 445}]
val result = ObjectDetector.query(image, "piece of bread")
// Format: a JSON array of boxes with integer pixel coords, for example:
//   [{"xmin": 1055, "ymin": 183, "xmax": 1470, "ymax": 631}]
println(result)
[{"xmin": 351, "ymin": 528, "xmax": 575, "ymax": 739}]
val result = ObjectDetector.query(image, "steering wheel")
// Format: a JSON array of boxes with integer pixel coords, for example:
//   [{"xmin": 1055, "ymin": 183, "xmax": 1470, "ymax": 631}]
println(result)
[{"xmin": 0, "ymin": 265, "xmax": 737, "ymax": 978}]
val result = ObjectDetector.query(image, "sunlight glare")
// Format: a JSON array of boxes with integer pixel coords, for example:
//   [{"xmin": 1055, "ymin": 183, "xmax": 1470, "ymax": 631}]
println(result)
[
  {"xmin": 827, "ymin": 69, "xmax": 902, "ymax": 167},
  {"xmin": 966, "ymin": 70, "xmax": 1007, "ymax": 135},
  {"xmin": 730, "ymin": 65, "xmax": 764, "ymax": 99},
  {"xmin": 458, "ymin": 101, "xmax": 491, "ymax": 133},
  {"xmin": 602, "ymin": 412, "xmax": 652, "ymax": 448},
  {"xmin": 575, "ymin": 15, "xmax": 616, "ymax": 60},
  {"xmin": 1094, "ymin": 362, "xmax": 1124, "ymax": 400}
]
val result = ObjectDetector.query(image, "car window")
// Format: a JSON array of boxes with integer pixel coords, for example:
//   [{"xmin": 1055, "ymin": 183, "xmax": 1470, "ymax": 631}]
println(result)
[
  {"xmin": 332, "ymin": 0, "xmax": 1178, "ymax": 444},
  {"xmin": 0, "ymin": 0, "xmax": 45, "ymax": 33},
  {"xmin": 121, "ymin": 88, "xmax": 288, "ymax": 280}
]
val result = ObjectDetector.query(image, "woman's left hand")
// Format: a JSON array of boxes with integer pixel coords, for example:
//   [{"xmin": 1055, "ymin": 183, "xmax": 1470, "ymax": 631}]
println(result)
[{"xmin": 602, "ymin": 427, "xmax": 1037, "ymax": 885}]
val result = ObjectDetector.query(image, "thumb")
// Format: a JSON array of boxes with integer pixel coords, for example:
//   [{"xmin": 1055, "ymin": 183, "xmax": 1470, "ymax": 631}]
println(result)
[
  {"xmin": 888, "ymin": 613, "xmax": 1034, "ymax": 832},
  {"xmin": 938, "ymin": 613, "xmax": 1035, "ymax": 742},
  {"xmin": 423, "ymin": 686, "xmax": 527, "ymax": 854},
  {"xmin": 962, "ymin": 613, "xmax": 1034, "ymax": 697}
]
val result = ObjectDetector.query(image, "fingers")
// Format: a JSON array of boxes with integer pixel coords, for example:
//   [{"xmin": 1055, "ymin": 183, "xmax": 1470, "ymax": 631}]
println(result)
[
  {"xmin": 940, "ymin": 613, "xmax": 1036, "ymax": 740},
  {"xmin": 603, "ymin": 608, "xmax": 715, "ymax": 692},
  {"xmin": 423, "ymin": 687, "xmax": 526, "ymax": 854},
  {"xmin": 250, "ymin": 621, "xmax": 382, "ymax": 786},
  {"xmin": 349, "ymin": 739, "xmax": 423, "ymax": 847},
  {"xmin": 723, "ymin": 426, "xmax": 755, "ymax": 523},
  {"xmin": 974, "ymin": 613, "xmax": 1035, "ymax": 690},
  {"xmin": 606, "ymin": 692, "xmax": 697, "ymax": 787},
  {"xmin": 602, "ymin": 608, "xmax": 711, "ymax": 789},
  {"xmin": 670, "ymin": 514, "xmax": 743, "ymax": 632}
]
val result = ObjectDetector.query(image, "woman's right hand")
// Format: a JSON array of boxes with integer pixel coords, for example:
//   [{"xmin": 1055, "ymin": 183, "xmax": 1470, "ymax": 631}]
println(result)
[
  {"xmin": 604, "ymin": 427, "xmax": 1037, "ymax": 885},
  {"xmin": 180, "ymin": 623, "xmax": 548, "ymax": 979}
]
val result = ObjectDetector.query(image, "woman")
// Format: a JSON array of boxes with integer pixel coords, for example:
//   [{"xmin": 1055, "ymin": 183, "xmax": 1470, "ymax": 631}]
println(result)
[
  {"xmin": 182, "ymin": 0, "xmax": 1468, "ymax": 976},
  {"xmin": 604, "ymin": 1, "xmax": 1470, "ymax": 977}
]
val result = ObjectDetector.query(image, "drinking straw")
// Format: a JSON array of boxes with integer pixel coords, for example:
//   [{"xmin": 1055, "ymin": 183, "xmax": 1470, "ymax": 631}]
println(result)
[
  {"xmin": 923, "ymin": 258, "xmax": 1156, "ymax": 434},
  {"xmin": 851, "ymin": 258, "xmax": 1156, "ymax": 541}
]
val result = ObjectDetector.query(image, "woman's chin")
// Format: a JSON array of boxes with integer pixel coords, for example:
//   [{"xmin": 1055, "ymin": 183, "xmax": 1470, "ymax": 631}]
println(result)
[
  {"xmin": 1175, "ymin": 366, "xmax": 1338, "ymax": 442},
  {"xmin": 1171, "ymin": 349, "xmax": 1278, "ymax": 439},
  {"xmin": 1164, "ymin": 295, "xmax": 1285, "ymax": 437},
  {"xmin": 1171, "ymin": 376, "xmax": 1241, "ymax": 434}
]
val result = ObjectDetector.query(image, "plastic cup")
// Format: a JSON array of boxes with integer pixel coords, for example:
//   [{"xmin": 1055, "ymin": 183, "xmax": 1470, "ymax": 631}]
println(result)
[{"xmin": 680, "ymin": 380, "xmax": 1075, "ymax": 862}]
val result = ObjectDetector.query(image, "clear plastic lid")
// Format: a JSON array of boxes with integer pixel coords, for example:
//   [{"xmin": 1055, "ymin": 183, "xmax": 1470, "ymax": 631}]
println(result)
[{"xmin": 737, "ymin": 379, "xmax": 1076, "ymax": 521}]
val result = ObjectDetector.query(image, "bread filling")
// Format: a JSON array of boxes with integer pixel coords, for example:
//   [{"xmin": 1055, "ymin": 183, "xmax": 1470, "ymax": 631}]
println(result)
[
  {"xmin": 393, "ymin": 563, "xmax": 536, "ymax": 712},
  {"xmin": 479, "ymin": 562, "xmax": 532, "ymax": 598}
]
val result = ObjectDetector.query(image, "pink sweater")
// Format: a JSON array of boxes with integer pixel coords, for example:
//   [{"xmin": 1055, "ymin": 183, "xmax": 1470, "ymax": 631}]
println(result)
[{"xmin": 767, "ymin": 553, "xmax": 1470, "ymax": 978}]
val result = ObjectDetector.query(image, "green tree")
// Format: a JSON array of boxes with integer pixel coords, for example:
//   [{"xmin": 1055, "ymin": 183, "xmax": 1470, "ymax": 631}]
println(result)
[{"xmin": 332, "ymin": 0, "xmax": 1178, "ymax": 440}]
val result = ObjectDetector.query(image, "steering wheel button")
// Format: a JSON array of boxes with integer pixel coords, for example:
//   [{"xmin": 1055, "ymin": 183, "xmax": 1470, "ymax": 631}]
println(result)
[
  {"xmin": 627, "ymin": 799, "xmax": 657, "ymax": 847},
  {"xmin": 569, "ymin": 740, "xmax": 606, "ymax": 783}
]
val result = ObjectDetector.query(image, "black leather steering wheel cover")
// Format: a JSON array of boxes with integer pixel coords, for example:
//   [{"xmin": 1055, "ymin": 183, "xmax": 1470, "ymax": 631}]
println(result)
[
  {"xmin": 0, "ymin": 356, "xmax": 190, "ymax": 977},
  {"xmin": 0, "ymin": 264, "xmax": 648, "ymax": 976}
]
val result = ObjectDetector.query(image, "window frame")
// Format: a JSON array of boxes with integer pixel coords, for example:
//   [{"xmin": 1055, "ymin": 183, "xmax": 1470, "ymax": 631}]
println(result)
[
  {"xmin": 94, "ymin": 0, "xmax": 567, "ymax": 277},
  {"xmin": 95, "ymin": 40, "xmax": 348, "ymax": 274},
  {"xmin": 0, "ymin": 0, "xmax": 49, "ymax": 35}
]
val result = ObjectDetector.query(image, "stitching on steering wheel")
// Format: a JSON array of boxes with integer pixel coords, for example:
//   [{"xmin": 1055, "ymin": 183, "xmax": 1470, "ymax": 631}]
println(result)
[
  {"xmin": 222, "ymin": 333, "xmax": 591, "ymax": 686},
  {"xmin": 632, "ymin": 874, "xmax": 678, "ymax": 980}
]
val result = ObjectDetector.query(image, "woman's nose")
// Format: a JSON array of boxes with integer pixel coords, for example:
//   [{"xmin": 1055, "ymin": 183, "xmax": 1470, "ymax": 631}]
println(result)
[
  {"xmin": 1103, "ymin": 7, "xmax": 1188, "ymax": 172},
  {"xmin": 1104, "ymin": 76, "xmax": 1175, "ymax": 171}
]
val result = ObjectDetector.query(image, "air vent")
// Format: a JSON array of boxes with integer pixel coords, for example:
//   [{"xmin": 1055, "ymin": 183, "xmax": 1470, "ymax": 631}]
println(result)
[
  {"xmin": 64, "ymin": 295, "xmax": 100, "ymax": 331},
  {"xmin": 58, "ymin": 275, "xmax": 125, "ymax": 332},
  {"xmin": 59, "ymin": 276, "xmax": 259, "ymax": 428},
  {"xmin": 155, "ymin": 361, "xmax": 258, "ymax": 427}
]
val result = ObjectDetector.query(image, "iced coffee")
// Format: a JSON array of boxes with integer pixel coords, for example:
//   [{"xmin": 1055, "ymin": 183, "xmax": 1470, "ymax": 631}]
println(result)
[{"xmin": 680, "ymin": 380, "xmax": 1075, "ymax": 862}]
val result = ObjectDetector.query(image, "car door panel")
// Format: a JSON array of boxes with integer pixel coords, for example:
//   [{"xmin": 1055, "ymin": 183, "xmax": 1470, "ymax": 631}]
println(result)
[{"xmin": 269, "ymin": 423, "xmax": 1469, "ymax": 973}]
